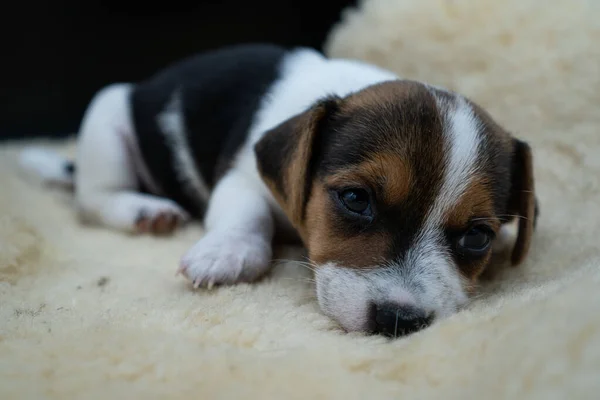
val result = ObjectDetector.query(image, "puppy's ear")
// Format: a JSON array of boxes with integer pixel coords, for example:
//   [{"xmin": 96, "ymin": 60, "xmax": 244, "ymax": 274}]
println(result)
[
  {"xmin": 254, "ymin": 97, "xmax": 340, "ymax": 232},
  {"xmin": 507, "ymin": 138, "xmax": 537, "ymax": 266}
]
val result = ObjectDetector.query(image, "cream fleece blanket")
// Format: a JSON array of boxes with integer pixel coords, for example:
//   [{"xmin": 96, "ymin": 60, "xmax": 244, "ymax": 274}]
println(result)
[{"xmin": 2, "ymin": 0, "xmax": 600, "ymax": 398}]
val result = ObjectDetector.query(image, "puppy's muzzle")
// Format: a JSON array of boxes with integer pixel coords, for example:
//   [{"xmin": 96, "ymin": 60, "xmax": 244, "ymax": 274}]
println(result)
[{"xmin": 371, "ymin": 303, "xmax": 434, "ymax": 337}]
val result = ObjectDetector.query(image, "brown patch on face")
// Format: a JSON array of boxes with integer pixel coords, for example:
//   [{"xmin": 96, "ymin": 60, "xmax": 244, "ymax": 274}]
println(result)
[
  {"xmin": 324, "ymin": 152, "xmax": 413, "ymax": 206},
  {"xmin": 444, "ymin": 176, "xmax": 500, "ymax": 281},
  {"xmin": 304, "ymin": 182, "xmax": 392, "ymax": 268},
  {"xmin": 445, "ymin": 177, "xmax": 499, "ymax": 231}
]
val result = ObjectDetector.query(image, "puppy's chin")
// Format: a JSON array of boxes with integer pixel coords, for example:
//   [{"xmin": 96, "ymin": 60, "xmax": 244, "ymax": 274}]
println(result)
[{"xmin": 314, "ymin": 262, "xmax": 470, "ymax": 336}]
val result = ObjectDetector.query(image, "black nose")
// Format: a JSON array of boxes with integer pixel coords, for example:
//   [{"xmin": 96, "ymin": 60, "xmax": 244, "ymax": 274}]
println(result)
[{"xmin": 373, "ymin": 303, "xmax": 433, "ymax": 337}]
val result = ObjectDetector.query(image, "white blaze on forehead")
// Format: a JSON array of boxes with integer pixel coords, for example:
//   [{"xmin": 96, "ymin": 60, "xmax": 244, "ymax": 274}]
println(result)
[
  {"xmin": 396, "ymin": 92, "xmax": 481, "ymax": 316},
  {"xmin": 428, "ymin": 93, "xmax": 483, "ymax": 227}
]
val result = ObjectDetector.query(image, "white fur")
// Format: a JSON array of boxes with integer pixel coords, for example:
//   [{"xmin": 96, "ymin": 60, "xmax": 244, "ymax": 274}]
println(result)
[
  {"xmin": 75, "ymin": 83, "xmax": 188, "ymax": 232},
  {"xmin": 493, "ymin": 217, "xmax": 519, "ymax": 254},
  {"xmin": 246, "ymin": 49, "xmax": 398, "ymax": 148},
  {"xmin": 178, "ymin": 171, "xmax": 274, "ymax": 287},
  {"xmin": 19, "ymin": 147, "xmax": 73, "ymax": 187},
  {"xmin": 234, "ymin": 48, "xmax": 397, "ymax": 216},
  {"xmin": 315, "ymin": 263, "xmax": 376, "ymax": 332},
  {"xmin": 430, "ymin": 95, "xmax": 482, "ymax": 222}
]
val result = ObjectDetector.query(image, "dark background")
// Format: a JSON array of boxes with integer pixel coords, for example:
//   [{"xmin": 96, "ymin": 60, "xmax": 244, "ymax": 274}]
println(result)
[{"xmin": 2, "ymin": 0, "xmax": 355, "ymax": 141}]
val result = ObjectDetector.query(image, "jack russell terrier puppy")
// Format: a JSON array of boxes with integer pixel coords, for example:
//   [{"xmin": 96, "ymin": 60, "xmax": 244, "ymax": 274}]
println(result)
[{"xmin": 20, "ymin": 43, "xmax": 538, "ymax": 337}]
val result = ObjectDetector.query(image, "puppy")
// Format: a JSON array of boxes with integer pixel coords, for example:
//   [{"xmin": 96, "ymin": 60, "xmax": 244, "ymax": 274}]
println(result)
[{"xmin": 20, "ymin": 44, "xmax": 538, "ymax": 337}]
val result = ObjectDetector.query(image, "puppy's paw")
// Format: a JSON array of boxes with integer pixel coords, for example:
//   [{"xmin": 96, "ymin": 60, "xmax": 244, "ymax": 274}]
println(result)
[
  {"xmin": 133, "ymin": 200, "xmax": 190, "ymax": 235},
  {"xmin": 178, "ymin": 232, "xmax": 272, "ymax": 288}
]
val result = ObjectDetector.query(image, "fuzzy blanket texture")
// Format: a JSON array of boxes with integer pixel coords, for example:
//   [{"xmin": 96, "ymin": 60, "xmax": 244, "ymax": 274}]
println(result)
[{"xmin": 2, "ymin": 0, "xmax": 600, "ymax": 398}]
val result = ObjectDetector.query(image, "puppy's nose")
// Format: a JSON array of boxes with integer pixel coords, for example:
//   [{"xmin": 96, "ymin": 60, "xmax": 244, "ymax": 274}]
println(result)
[{"xmin": 373, "ymin": 303, "xmax": 432, "ymax": 337}]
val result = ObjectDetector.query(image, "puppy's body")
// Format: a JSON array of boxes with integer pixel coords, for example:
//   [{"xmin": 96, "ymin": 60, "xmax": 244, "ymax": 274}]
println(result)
[
  {"xmin": 21, "ymin": 44, "xmax": 537, "ymax": 337},
  {"xmin": 129, "ymin": 45, "xmax": 287, "ymax": 216}
]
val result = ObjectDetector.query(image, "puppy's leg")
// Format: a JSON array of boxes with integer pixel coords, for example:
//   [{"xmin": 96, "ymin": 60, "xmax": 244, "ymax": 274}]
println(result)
[
  {"xmin": 76, "ymin": 83, "xmax": 189, "ymax": 234},
  {"xmin": 178, "ymin": 170, "xmax": 274, "ymax": 287}
]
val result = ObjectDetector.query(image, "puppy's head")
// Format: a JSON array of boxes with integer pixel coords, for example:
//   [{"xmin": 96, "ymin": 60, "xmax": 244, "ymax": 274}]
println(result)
[{"xmin": 255, "ymin": 80, "xmax": 537, "ymax": 337}]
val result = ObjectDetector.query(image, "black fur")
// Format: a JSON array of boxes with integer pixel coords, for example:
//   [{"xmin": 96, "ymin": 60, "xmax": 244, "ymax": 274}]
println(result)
[{"xmin": 129, "ymin": 44, "xmax": 287, "ymax": 217}]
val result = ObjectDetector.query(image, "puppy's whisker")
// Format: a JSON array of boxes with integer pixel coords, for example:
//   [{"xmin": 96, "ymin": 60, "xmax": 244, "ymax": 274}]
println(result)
[
  {"xmin": 295, "ymin": 262, "xmax": 319, "ymax": 272},
  {"xmin": 276, "ymin": 277, "xmax": 318, "ymax": 284},
  {"xmin": 470, "ymin": 214, "xmax": 531, "ymax": 223},
  {"xmin": 300, "ymin": 256, "xmax": 321, "ymax": 270},
  {"xmin": 497, "ymin": 214, "xmax": 532, "ymax": 221},
  {"xmin": 272, "ymin": 258, "xmax": 319, "ymax": 273},
  {"xmin": 272, "ymin": 258, "xmax": 314, "ymax": 266},
  {"xmin": 272, "ymin": 258, "xmax": 302, "ymax": 264}
]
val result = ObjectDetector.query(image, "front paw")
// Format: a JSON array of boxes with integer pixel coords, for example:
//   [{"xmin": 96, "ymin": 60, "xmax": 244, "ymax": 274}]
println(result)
[{"xmin": 178, "ymin": 232, "xmax": 272, "ymax": 288}]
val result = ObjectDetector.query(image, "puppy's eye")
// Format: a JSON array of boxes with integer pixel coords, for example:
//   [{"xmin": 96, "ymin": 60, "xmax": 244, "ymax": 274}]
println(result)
[
  {"xmin": 339, "ymin": 188, "xmax": 372, "ymax": 216},
  {"xmin": 456, "ymin": 226, "xmax": 493, "ymax": 256}
]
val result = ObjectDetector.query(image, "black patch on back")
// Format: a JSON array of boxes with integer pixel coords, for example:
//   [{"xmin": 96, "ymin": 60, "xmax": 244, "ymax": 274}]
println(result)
[{"xmin": 129, "ymin": 44, "xmax": 287, "ymax": 217}]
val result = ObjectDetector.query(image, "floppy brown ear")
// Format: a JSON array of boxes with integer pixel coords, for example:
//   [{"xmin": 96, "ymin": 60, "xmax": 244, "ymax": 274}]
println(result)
[
  {"xmin": 254, "ymin": 97, "xmax": 340, "ymax": 235},
  {"xmin": 507, "ymin": 138, "xmax": 537, "ymax": 266}
]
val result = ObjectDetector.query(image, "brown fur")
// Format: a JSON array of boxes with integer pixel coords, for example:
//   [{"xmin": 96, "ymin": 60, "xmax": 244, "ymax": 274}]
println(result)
[
  {"xmin": 304, "ymin": 151, "xmax": 414, "ymax": 268},
  {"xmin": 324, "ymin": 152, "xmax": 413, "ymax": 206},
  {"xmin": 444, "ymin": 178, "xmax": 498, "ymax": 231},
  {"xmin": 446, "ymin": 177, "xmax": 500, "ymax": 280},
  {"xmin": 305, "ymin": 182, "xmax": 392, "ymax": 268}
]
